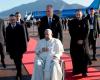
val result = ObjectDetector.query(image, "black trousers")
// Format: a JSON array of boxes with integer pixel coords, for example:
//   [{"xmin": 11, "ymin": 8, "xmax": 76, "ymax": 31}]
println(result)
[
  {"xmin": 9, "ymin": 52, "xmax": 22, "ymax": 77},
  {"xmin": 0, "ymin": 43, "xmax": 5, "ymax": 62},
  {"xmin": 88, "ymin": 30, "xmax": 96, "ymax": 58}
]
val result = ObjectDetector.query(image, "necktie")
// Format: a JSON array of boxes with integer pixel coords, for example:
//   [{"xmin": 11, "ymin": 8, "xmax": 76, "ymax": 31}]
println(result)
[{"xmin": 48, "ymin": 18, "xmax": 52, "ymax": 25}]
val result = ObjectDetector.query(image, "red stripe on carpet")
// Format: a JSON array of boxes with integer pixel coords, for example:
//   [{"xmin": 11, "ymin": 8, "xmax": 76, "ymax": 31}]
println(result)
[{"xmin": 22, "ymin": 38, "xmax": 100, "ymax": 80}]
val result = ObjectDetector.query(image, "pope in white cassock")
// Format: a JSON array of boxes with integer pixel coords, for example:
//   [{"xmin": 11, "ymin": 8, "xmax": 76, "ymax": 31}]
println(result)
[{"xmin": 31, "ymin": 29, "xmax": 64, "ymax": 80}]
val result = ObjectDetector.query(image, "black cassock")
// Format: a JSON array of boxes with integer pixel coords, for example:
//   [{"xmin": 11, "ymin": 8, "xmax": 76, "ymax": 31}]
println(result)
[{"xmin": 68, "ymin": 18, "xmax": 90, "ymax": 75}]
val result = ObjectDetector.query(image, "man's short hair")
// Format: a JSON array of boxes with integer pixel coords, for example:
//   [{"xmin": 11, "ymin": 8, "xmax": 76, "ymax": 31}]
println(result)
[
  {"xmin": 90, "ymin": 8, "xmax": 94, "ymax": 11},
  {"xmin": 15, "ymin": 12, "xmax": 21, "ymax": 16},
  {"xmin": 76, "ymin": 9, "xmax": 82, "ymax": 13},
  {"xmin": 46, "ymin": 4, "xmax": 53, "ymax": 8},
  {"xmin": 15, "ymin": 12, "xmax": 20, "ymax": 15},
  {"xmin": 9, "ymin": 14, "xmax": 15, "ymax": 17}
]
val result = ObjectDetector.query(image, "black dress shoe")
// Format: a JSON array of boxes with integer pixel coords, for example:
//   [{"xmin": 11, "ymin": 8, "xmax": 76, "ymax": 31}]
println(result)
[
  {"xmin": 92, "ymin": 58, "xmax": 97, "ymax": 61},
  {"xmin": 1, "ymin": 60, "xmax": 6, "ymax": 68},
  {"xmin": 72, "ymin": 72, "xmax": 80, "ymax": 76},
  {"xmin": 2, "ymin": 63, "xmax": 6, "ymax": 68},
  {"xmin": 19, "ymin": 76, "xmax": 22, "ymax": 80},
  {"xmin": 82, "ymin": 73, "xmax": 87, "ymax": 77},
  {"xmin": 16, "ymin": 74, "xmax": 22, "ymax": 80},
  {"xmin": 88, "ymin": 61, "xmax": 92, "ymax": 65},
  {"xmin": 15, "ymin": 75, "xmax": 18, "ymax": 80}
]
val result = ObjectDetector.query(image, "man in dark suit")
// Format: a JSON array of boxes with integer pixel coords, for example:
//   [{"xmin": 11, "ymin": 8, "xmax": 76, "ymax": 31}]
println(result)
[
  {"xmin": 6, "ymin": 14, "xmax": 27, "ymax": 80},
  {"xmin": 15, "ymin": 12, "xmax": 29, "ymax": 42},
  {"xmin": 87, "ymin": 8, "xmax": 100, "ymax": 61},
  {"xmin": 38, "ymin": 4, "xmax": 63, "ymax": 41},
  {"xmin": 0, "ymin": 18, "xmax": 6, "ymax": 68}
]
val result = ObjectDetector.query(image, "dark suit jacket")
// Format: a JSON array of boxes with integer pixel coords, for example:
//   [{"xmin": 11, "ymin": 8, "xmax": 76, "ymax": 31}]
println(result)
[
  {"xmin": 38, "ymin": 14, "xmax": 63, "ymax": 41},
  {"xmin": 6, "ymin": 23, "xmax": 27, "ymax": 55},
  {"xmin": 17, "ymin": 19, "xmax": 29, "ymax": 42},
  {"xmin": 87, "ymin": 14, "xmax": 100, "ymax": 39}
]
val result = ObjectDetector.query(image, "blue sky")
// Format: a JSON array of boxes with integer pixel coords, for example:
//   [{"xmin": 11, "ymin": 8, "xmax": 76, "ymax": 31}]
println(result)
[{"xmin": 0, "ymin": 0, "xmax": 94, "ymax": 12}]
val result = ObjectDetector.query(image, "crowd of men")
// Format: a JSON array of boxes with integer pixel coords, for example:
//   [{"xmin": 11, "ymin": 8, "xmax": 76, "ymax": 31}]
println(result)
[{"xmin": 0, "ymin": 4, "xmax": 100, "ymax": 80}]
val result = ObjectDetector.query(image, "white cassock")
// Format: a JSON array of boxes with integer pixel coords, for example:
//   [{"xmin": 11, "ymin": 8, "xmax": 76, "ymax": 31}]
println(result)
[{"xmin": 31, "ymin": 38, "xmax": 64, "ymax": 80}]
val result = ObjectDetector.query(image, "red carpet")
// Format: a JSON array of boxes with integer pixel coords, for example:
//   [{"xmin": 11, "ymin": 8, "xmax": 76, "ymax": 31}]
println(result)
[{"xmin": 22, "ymin": 38, "xmax": 100, "ymax": 80}]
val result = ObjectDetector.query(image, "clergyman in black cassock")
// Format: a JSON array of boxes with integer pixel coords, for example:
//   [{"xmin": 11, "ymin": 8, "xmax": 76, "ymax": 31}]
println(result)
[{"xmin": 68, "ymin": 10, "xmax": 91, "ymax": 77}]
